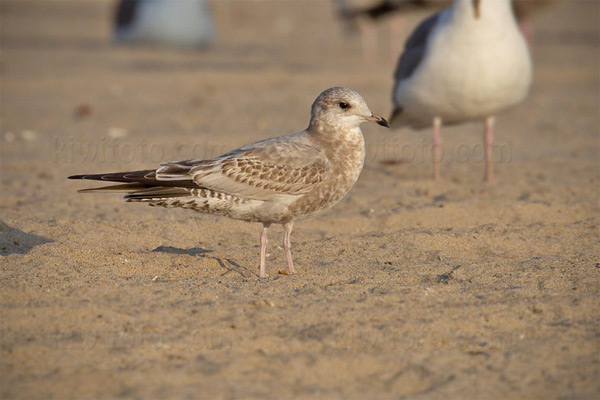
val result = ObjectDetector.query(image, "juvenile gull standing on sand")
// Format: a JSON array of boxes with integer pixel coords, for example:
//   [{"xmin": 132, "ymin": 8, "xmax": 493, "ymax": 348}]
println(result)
[
  {"xmin": 389, "ymin": 0, "xmax": 532, "ymax": 181},
  {"xmin": 69, "ymin": 87, "xmax": 389, "ymax": 278}
]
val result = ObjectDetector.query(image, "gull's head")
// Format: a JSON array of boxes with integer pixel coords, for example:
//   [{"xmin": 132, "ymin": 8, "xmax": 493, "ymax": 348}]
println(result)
[{"xmin": 309, "ymin": 87, "xmax": 389, "ymax": 131}]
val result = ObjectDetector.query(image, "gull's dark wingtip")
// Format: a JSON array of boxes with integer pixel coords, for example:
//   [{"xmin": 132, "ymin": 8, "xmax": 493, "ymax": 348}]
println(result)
[{"xmin": 68, "ymin": 174, "xmax": 106, "ymax": 180}]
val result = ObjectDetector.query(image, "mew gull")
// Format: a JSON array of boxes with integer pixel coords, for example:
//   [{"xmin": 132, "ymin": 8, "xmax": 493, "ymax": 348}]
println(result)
[
  {"xmin": 69, "ymin": 87, "xmax": 389, "ymax": 278},
  {"xmin": 389, "ymin": 0, "xmax": 532, "ymax": 181}
]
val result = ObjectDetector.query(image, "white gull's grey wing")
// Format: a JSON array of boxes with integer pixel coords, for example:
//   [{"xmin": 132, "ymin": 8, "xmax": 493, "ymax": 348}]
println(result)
[
  {"xmin": 393, "ymin": 12, "xmax": 441, "ymax": 83},
  {"xmin": 155, "ymin": 133, "xmax": 331, "ymax": 201},
  {"xmin": 390, "ymin": 12, "xmax": 441, "ymax": 123}
]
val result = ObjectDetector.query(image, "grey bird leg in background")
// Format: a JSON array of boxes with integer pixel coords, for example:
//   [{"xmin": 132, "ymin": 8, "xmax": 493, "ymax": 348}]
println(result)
[
  {"xmin": 389, "ymin": 17, "xmax": 405, "ymax": 60},
  {"xmin": 260, "ymin": 223, "xmax": 270, "ymax": 278},
  {"xmin": 359, "ymin": 19, "xmax": 378, "ymax": 62},
  {"xmin": 432, "ymin": 117, "xmax": 442, "ymax": 180},
  {"xmin": 283, "ymin": 221, "xmax": 295, "ymax": 274},
  {"xmin": 484, "ymin": 116, "xmax": 496, "ymax": 182}
]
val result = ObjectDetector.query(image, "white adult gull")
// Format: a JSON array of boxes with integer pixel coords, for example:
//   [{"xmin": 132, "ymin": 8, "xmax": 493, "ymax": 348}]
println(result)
[
  {"xmin": 69, "ymin": 87, "xmax": 389, "ymax": 278},
  {"xmin": 389, "ymin": 0, "xmax": 532, "ymax": 181}
]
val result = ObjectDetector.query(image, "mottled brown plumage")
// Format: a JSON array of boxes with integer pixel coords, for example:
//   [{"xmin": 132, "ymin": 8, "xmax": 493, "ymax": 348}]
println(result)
[{"xmin": 69, "ymin": 87, "xmax": 389, "ymax": 278}]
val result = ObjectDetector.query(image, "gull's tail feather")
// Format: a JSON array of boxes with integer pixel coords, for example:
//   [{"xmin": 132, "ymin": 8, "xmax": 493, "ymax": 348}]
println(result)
[
  {"xmin": 125, "ymin": 187, "xmax": 192, "ymax": 201},
  {"xmin": 75, "ymin": 180, "xmax": 192, "ymax": 201},
  {"xmin": 77, "ymin": 183, "xmax": 150, "ymax": 193}
]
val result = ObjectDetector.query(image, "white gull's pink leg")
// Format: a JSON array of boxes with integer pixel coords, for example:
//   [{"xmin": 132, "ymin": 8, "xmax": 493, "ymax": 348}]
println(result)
[
  {"xmin": 432, "ymin": 117, "xmax": 443, "ymax": 180},
  {"xmin": 259, "ymin": 224, "xmax": 270, "ymax": 278},
  {"xmin": 283, "ymin": 221, "xmax": 295, "ymax": 274},
  {"xmin": 388, "ymin": 17, "xmax": 404, "ymax": 61},
  {"xmin": 484, "ymin": 116, "xmax": 496, "ymax": 182},
  {"xmin": 519, "ymin": 20, "xmax": 535, "ymax": 48},
  {"xmin": 360, "ymin": 19, "xmax": 378, "ymax": 62}
]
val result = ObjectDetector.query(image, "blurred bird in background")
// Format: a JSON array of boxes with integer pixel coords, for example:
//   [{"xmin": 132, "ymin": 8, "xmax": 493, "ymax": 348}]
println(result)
[
  {"xmin": 388, "ymin": 0, "xmax": 532, "ymax": 182},
  {"xmin": 335, "ymin": 0, "xmax": 555, "ymax": 60},
  {"xmin": 114, "ymin": 0, "xmax": 214, "ymax": 48}
]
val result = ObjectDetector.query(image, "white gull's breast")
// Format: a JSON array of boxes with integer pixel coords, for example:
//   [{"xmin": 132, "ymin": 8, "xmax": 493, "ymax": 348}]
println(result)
[{"xmin": 394, "ymin": 4, "xmax": 532, "ymax": 127}]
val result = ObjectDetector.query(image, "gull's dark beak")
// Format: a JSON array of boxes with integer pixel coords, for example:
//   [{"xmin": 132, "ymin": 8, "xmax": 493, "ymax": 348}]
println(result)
[{"xmin": 366, "ymin": 113, "xmax": 390, "ymax": 128}]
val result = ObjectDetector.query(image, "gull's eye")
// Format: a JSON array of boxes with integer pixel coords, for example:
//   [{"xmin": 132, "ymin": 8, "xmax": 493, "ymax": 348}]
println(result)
[{"xmin": 339, "ymin": 102, "xmax": 349, "ymax": 109}]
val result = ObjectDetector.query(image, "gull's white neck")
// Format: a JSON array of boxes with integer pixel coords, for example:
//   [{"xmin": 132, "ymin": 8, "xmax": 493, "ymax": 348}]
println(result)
[
  {"xmin": 308, "ymin": 116, "xmax": 364, "ymax": 138},
  {"xmin": 451, "ymin": 0, "xmax": 515, "ymax": 22}
]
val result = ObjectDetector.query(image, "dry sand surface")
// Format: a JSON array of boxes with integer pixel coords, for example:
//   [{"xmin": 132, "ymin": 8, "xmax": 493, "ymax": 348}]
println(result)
[{"xmin": 1, "ymin": 0, "xmax": 599, "ymax": 398}]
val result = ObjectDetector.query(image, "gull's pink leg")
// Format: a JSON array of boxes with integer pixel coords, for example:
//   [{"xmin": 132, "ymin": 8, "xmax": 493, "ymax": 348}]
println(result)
[
  {"xmin": 283, "ymin": 221, "xmax": 295, "ymax": 275},
  {"xmin": 388, "ymin": 17, "xmax": 404, "ymax": 61},
  {"xmin": 484, "ymin": 116, "xmax": 495, "ymax": 183},
  {"xmin": 259, "ymin": 224, "xmax": 270, "ymax": 278},
  {"xmin": 519, "ymin": 20, "xmax": 535, "ymax": 49},
  {"xmin": 360, "ymin": 19, "xmax": 378, "ymax": 62},
  {"xmin": 432, "ymin": 117, "xmax": 443, "ymax": 180}
]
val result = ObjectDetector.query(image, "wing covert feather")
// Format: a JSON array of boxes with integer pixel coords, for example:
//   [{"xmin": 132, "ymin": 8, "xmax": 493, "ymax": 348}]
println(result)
[{"xmin": 155, "ymin": 134, "xmax": 330, "ymax": 200}]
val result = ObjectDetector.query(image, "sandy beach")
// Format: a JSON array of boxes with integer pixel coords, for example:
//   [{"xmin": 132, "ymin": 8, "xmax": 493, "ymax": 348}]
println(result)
[{"xmin": 1, "ymin": 0, "xmax": 599, "ymax": 398}]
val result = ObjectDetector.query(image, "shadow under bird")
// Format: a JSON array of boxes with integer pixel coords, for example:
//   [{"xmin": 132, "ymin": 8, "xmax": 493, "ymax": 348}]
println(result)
[
  {"xmin": 389, "ymin": 0, "xmax": 532, "ymax": 182},
  {"xmin": 69, "ymin": 87, "xmax": 389, "ymax": 278}
]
